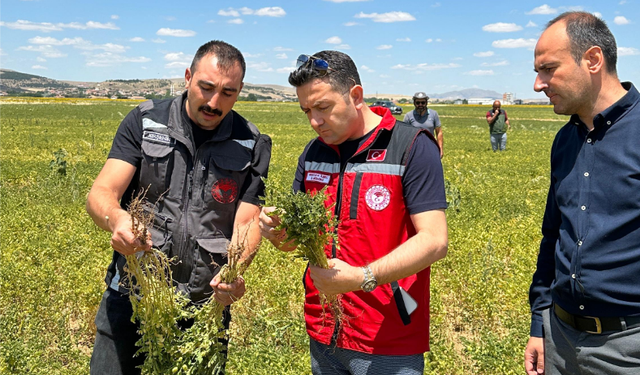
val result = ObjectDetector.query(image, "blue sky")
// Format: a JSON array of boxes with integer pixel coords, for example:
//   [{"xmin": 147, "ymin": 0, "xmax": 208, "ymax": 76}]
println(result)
[{"xmin": 2, "ymin": 0, "xmax": 639, "ymax": 99}]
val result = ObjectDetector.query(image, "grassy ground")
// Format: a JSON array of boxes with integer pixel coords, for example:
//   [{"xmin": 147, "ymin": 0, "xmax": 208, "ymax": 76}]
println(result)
[{"xmin": 0, "ymin": 98, "xmax": 567, "ymax": 374}]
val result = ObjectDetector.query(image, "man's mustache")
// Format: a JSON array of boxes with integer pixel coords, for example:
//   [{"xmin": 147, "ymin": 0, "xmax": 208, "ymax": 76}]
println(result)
[{"xmin": 198, "ymin": 105, "xmax": 223, "ymax": 116}]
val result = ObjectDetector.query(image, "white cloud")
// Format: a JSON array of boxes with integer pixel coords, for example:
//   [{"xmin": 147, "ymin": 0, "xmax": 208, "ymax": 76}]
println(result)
[
  {"xmin": 274, "ymin": 46, "xmax": 293, "ymax": 51},
  {"xmin": 391, "ymin": 62, "xmax": 461, "ymax": 71},
  {"xmin": 29, "ymin": 36, "xmax": 81, "ymax": 45},
  {"xmin": 526, "ymin": 21, "xmax": 538, "ymax": 27},
  {"xmin": 62, "ymin": 21, "xmax": 119, "ymax": 30},
  {"xmin": 254, "ymin": 7, "xmax": 286, "ymax": 17},
  {"xmin": 111, "ymin": 15, "xmax": 119, "ymax": 20},
  {"xmin": 247, "ymin": 62, "xmax": 274, "ymax": 72},
  {"xmin": 164, "ymin": 52, "xmax": 191, "ymax": 61},
  {"xmin": 620, "ymin": 0, "xmax": 628, "ymax": 4},
  {"xmin": 396, "ymin": 37, "xmax": 411, "ymax": 42},
  {"xmin": 492, "ymin": 38, "xmax": 537, "ymax": 49},
  {"xmin": 465, "ymin": 70, "xmax": 495, "ymax": 76},
  {"xmin": 614, "ymin": 16, "xmax": 630, "ymax": 25},
  {"xmin": 436, "ymin": 38, "xmax": 442, "ymax": 42},
  {"xmin": 84, "ymin": 52, "xmax": 151, "ymax": 67},
  {"xmin": 0, "ymin": 20, "xmax": 119, "ymax": 32},
  {"xmin": 473, "ymin": 51, "xmax": 494, "ymax": 57},
  {"xmin": 276, "ymin": 53, "xmax": 288, "ymax": 59},
  {"xmin": 130, "ymin": 37, "xmax": 145, "ymax": 42},
  {"xmin": 325, "ymin": 36, "xmax": 343, "ymax": 44},
  {"xmin": 432, "ymin": 2, "xmax": 441, "ymax": 7},
  {"xmin": 277, "ymin": 65, "xmax": 296, "ymax": 73},
  {"xmin": 344, "ymin": 21, "xmax": 360, "ymax": 26},
  {"xmin": 481, "ymin": 60, "xmax": 509, "ymax": 66},
  {"xmin": 243, "ymin": 52, "xmax": 263, "ymax": 58},
  {"xmin": 355, "ymin": 11, "xmax": 416, "ymax": 23},
  {"xmin": 220, "ymin": 7, "xmax": 286, "ymax": 17},
  {"xmin": 379, "ymin": 74, "xmax": 390, "ymax": 78},
  {"xmin": 36, "ymin": 56, "xmax": 46, "ymax": 62},
  {"xmin": 0, "ymin": 20, "xmax": 61, "ymax": 33},
  {"xmin": 228, "ymin": 19, "xmax": 244, "ymax": 24},
  {"xmin": 618, "ymin": 47, "xmax": 640, "ymax": 56},
  {"xmin": 165, "ymin": 61, "xmax": 190, "ymax": 69},
  {"xmin": 218, "ymin": 8, "xmax": 240, "ymax": 17},
  {"xmin": 425, "ymin": 38, "xmax": 433, "ymax": 43},
  {"xmin": 377, "ymin": 44, "xmax": 393, "ymax": 50},
  {"xmin": 527, "ymin": 4, "xmax": 558, "ymax": 15},
  {"xmin": 18, "ymin": 45, "xmax": 66, "ymax": 58},
  {"xmin": 165, "ymin": 16, "xmax": 176, "ymax": 21},
  {"xmin": 32, "ymin": 65, "xmax": 47, "ymax": 70},
  {"xmin": 361, "ymin": 65, "xmax": 375, "ymax": 73},
  {"xmin": 482, "ymin": 22, "xmax": 523, "ymax": 32},
  {"xmin": 29, "ymin": 37, "xmax": 129, "ymax": 53},
  {"xmin": 593, "ymin": 12, "xmax": 603, "ymax": 19},
  {"xmin": 156, "ymin": 28, "xmax": 196, "ymax": 37},
  {"xmin": 152, "ymin": 38, "xmax": 166, "ymax": 43},
  {"xmin": 336, "ymin": 44, "xmax": 352, "ymax": 50},
  {"xmin": 452, "ymin": 57, "xmax": 463, "ymax": 61}
]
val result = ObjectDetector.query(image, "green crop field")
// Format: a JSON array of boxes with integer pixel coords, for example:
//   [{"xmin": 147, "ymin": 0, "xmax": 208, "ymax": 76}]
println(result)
[{"xmin": 0, "ymin": 97, "xmax": 568, "ymax": 374}]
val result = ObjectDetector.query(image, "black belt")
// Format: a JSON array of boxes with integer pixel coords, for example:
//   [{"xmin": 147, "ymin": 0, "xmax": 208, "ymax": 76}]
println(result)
[{"xmin": 554, "ymin": 304, "xmax": 640, "ymax": 334}]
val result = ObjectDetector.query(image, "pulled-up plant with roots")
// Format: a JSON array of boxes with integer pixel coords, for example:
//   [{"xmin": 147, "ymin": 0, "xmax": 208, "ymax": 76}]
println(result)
[
  {"xmin": 123, "ymin": 188, "xmax": 253, "ymax": 375},
  {"xmin": 262, "ymin": 179, "xmax": 343, "ymax": 326}
]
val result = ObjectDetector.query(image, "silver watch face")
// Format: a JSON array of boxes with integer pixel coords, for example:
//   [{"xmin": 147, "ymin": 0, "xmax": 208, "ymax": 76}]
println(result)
[{"xmin": 362, "ymin": 279, "xmax": 377, "ymax": 292}]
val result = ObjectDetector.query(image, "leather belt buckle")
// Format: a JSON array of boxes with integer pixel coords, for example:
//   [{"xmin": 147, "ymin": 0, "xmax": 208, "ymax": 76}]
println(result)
[{"xmin": 584, "ymin": 316, "xmax": 602, "ymax": 334}]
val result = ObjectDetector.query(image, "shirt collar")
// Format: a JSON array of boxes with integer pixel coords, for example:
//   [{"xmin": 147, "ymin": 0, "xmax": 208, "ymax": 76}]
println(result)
[{"xmin": 571, "ymin": 82, "xmax": 639, "ymax": 129}]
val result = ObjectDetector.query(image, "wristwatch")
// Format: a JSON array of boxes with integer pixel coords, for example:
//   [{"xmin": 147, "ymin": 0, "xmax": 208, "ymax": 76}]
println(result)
[{"xmin": 360, "ymin": 265, "xmax": 378, "ymax": 292}]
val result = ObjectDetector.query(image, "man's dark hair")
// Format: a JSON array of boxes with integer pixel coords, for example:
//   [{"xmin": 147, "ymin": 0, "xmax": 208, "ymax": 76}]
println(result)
[
  {"xmin": 288, "ymin": 50, "xmax": 361, "ymax": 94},
  {"xmin": 547, "ymin": 11, "xmax": 617, "ymax": 74},
  {"xmin": 190, "ymin": 40, "xmax": 246, "ymax": 80}
]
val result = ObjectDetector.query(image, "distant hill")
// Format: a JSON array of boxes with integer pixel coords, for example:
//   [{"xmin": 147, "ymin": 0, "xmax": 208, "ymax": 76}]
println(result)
[
  {"xmin": 430, "ymin": 88, "xmax": 503, "ymax": 100},
  {"xmin": 1, "ymin": 69, "xmax": 75, "ymax": 93},
  {"xmin": 0, "ymin": 69, "xmax": 504, "ymax": 101}
]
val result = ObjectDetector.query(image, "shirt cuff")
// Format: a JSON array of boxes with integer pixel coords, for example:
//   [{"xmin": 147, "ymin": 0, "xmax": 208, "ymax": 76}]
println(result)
[{"xmin": 530, "ymin": 314, "xmax": 544, "ymax": 337}]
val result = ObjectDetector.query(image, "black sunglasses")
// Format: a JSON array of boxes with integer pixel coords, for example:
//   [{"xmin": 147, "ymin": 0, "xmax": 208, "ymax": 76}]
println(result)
[{"xmin": 296, "ymin": 54, "xmax": 331, "ymax": 76}]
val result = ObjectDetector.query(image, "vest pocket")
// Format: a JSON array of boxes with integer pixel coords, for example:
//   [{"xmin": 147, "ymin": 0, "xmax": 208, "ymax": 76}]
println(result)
[
  {"xmin": 190, "ymin": 237, "xmax": 229, "ymax": 303},
  {"xmin": 203, "ymin": 154, "xmax": 251, "ymax": 209},
  {"xmin": 140, "ymin": 140, "xmax": 174, "ymax": 201}
]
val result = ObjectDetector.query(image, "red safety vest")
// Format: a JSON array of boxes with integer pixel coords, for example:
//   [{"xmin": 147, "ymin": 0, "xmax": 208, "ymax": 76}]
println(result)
[{"xmin": 302, "ymin": 107, "xmax": 434, "ymax": 355}]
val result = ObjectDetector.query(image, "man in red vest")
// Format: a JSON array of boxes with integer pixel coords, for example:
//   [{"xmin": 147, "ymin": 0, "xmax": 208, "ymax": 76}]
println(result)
[{"xmin": 260, "ymin": 50, "xmax": 448, "ymax": 374}]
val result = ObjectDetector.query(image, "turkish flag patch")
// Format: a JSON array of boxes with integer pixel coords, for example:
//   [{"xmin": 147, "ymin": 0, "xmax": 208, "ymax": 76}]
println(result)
[{"xmin": 366, "ymin": 149, "xmax": 387, "ymax": 162}]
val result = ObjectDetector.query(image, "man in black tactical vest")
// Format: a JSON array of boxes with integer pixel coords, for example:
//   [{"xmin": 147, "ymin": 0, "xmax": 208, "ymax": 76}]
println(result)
[{"xmin": 86, "ymin": 40, "xmax": 272, "ymax": 374}]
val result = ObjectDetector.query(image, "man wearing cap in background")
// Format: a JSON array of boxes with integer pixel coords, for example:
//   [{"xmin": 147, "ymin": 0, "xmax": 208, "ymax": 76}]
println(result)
[{"xmin": 403, "ymin": 92, "xmax": 443, "ymax": 158}]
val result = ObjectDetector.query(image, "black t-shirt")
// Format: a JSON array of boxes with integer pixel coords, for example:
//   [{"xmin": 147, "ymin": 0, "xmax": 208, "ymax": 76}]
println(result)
[{"xmin": 293, "ymin": 129, "xmax": 447, "ymax": 215}]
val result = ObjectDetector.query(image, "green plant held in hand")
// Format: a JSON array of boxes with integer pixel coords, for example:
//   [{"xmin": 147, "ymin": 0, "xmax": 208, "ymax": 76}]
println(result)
[
  {"xmin": 262, "ymin": 179, "xmax": 343, "ymax": 323},
  {"xmin": 122, "ymin": 188, "xmax": 252, "ymax": 375}
]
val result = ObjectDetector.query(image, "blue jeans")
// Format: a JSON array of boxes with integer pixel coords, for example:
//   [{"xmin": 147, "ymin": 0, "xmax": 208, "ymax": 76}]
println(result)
[
  {"xmin": 490, "ymin": 132, "xmax": 507, "ymax": 151},
  {"xmin": 309, "ymin": 338, "xmax": 424, "ymax": 375}
]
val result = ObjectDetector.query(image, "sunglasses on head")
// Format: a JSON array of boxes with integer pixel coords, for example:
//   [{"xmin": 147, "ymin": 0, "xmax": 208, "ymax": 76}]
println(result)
[{"xmin": 296, "ymin": 54, "xmax": 331, "ymax": 76}]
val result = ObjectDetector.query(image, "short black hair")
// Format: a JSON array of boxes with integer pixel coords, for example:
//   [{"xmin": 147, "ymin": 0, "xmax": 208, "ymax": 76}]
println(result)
[
  {"xmin": 288, "ymin": 50, "xmax": 361, "ymax": 94},
  {"xmin": 547, "ymin": 12, "xmax": 617, "ymax": 74},
  {"xmin": 190, "ymin": 40, "xmax": 246, "ymax": 80}
]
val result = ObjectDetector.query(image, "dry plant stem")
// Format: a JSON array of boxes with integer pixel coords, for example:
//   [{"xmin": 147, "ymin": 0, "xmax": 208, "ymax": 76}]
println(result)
[{"xmin": 123, "ymin": 188, "xmax": 257, "ymax": 375}]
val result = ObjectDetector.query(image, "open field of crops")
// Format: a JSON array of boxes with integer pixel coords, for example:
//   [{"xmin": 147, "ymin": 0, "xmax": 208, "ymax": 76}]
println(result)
[{"xmin": 0, "ymin": 97, "xmax": 568, "ymax": 374}]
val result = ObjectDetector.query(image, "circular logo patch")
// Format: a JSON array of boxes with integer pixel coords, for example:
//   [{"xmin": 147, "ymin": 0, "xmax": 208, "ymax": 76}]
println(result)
[
  {"xmin": 211, "ymin": 178, "xmax": 238, "ymax": 204},
  {"xmin": 365, "ymin": 185, "xmax": 391, "ymax": 211}
]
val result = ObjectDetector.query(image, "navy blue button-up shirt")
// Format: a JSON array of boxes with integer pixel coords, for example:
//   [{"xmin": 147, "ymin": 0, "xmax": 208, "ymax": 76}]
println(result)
[{"xmin": 529, "ymin": 82, "xmax": 640, "ymax": 337}]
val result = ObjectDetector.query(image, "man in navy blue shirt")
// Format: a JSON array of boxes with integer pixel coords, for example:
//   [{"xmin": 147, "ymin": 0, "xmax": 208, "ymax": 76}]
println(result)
[{"xmin": 525, "ymin": 11, "xmax": 640, "ymax": 375}]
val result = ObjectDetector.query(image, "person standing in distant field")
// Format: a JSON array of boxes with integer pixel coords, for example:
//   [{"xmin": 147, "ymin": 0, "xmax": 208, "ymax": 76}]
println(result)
[
  {"xmin": 86, "ymin": 40, "xmax": 272, "ymax": 375},
  {"xmin": 525, "ymin": 11, "xmax": 640, "ymax": 375},
  {"xmin": 485, "ymin": 100, "xmax": 511, "ymax": 151},
  {"xmin": 403, "ymin": 92, "xmax": 443, "ymax": 158}
]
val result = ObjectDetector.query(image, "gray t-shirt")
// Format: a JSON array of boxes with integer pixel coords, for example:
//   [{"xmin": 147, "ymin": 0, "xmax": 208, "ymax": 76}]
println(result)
[{"xmin": 403, "ymin": 109, "xmax": 441, "ymax": 136}]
